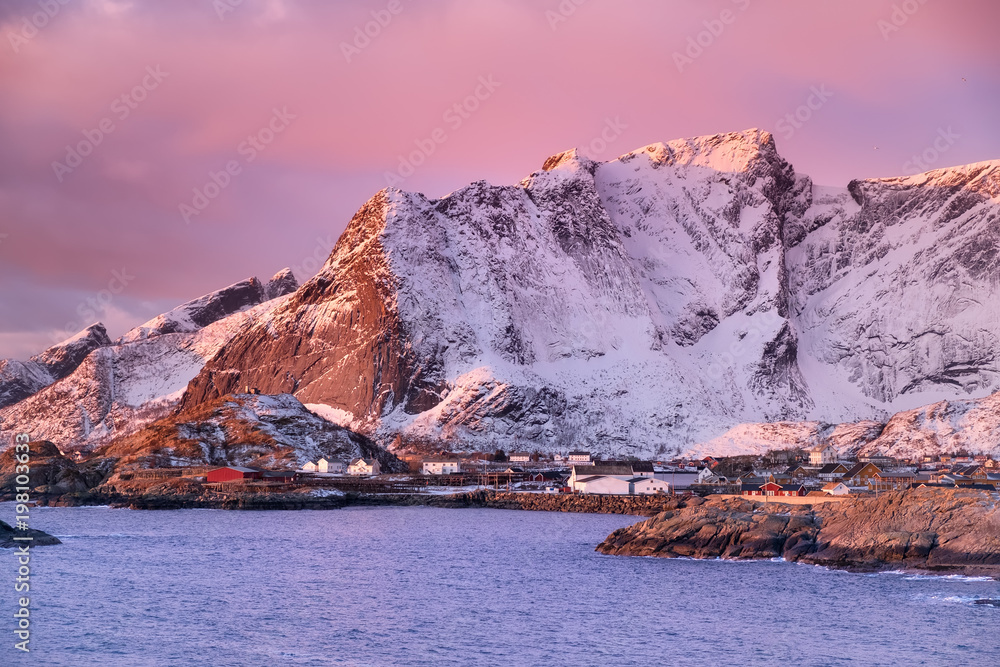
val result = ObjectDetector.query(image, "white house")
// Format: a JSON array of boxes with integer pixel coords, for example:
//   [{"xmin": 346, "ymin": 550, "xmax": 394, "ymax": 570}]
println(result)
[
  {"xmin": 422, "ymin": 459, "xmax": 461, "ymax": 475},
  {"xmin": 509, "ymin": 452, "xmax": 531, "ymax": 463},
  {"xmin": 567, "ymin": 451, "xmax": 592, "ymax": 463},
  {"xmin": 301, "ymin": 461, "xmax": 318, "ymax": 472},
  {"xmin": 697, "ymin": 467, "xmax": 726, "ymax": 484},
  {"xmin": 631, "ymin": 477, "xmax": 670, "ymax": 495},
  {"xmin": 569, "ymin": 464, "xmax": 633, "ymax": 488},
  {"xmin": 808, "ymin": 444, "xmax": 838, "ymax": 466},
  {"xmin": 318, "ymin": 458, "xmax": 344, "ymax": 474},
  {"xmin": 574, "ymin": 475, "xmax": 632, "ymax": 495},
  {"xmin": 348, "ymin": 458, "xmax": 381, "ymax": 476},
  {"xmin": 573, "ymin": 474, "xmax": 670, "ymax": 495},
  {"xmin": 822, "ymin": 482, "xmax": 850, "ymax": 496}
]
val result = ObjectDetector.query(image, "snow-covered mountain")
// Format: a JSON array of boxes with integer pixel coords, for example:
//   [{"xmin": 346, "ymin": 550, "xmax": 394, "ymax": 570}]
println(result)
[
  {"xmin": 176, "ymin": 129, "xmax": 1000, "ymax": 457},
  {"xmin": 7, "ymin": 128, "xmax": 1000, "ymax": 459},
  {"xmin": 0, "ymin": 270, "xmax": 298, "ymax": 451}
]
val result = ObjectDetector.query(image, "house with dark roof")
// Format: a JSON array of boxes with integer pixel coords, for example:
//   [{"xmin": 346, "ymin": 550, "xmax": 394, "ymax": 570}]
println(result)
[
  {"xmin": 871, "ymin": 470, "xmax": 915, "ymax": 490},
  {"xmin": 742, "ymin": 481, "xmax": 807, "ymax": 497},
  {"xmin": 785, "ymin": 465, "xmax": 817, "ymax": 479},
  {"xmin": 842, "ymin": 462, "xmax": 882, "ymax": 486},
  {"xmin": 818, "ymin": 463, "xmax": 850, "ymax": 481}
]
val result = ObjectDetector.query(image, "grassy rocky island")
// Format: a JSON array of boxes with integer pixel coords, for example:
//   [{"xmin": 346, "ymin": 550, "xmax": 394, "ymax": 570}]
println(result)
[{"xmin": 597, "ymin": 487, "xmax": 1000, "ymax": 577}]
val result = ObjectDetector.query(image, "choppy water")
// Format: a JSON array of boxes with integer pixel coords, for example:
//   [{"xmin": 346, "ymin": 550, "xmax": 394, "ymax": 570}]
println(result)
[{"xmin": 1, "ymin": 503, "xmax": 998, "ymax": 666}]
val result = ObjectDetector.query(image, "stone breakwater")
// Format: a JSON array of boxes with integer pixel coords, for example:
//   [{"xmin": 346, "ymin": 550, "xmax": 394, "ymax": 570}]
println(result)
[
  {"xmin": 34, "ymin": 488, "xmax": 683, "ymax": 515},
  {"xmin": 597, "ymin": 488, "xmax": 1000, "ymax": 576},
  {"xmin": 352, "ymin": 491, "xmax": 684, "ymax": 515}
]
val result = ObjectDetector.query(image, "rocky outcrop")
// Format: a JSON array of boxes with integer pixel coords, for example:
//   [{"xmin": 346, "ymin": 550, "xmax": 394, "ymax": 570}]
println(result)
[
  {"xmin": 0, "ymin": 440, "xmax": 110, "ymax": 500},
  {"xmin": 99, "ymin": 392, "xmax": 401, "ymax": 472},
  {"xmin": 597, "ymin": 488, "xmax": 1000, "ymax": 576},
  {"xmin": 0, "ymin": 520, "xmax": 60, "ymax": 548}
]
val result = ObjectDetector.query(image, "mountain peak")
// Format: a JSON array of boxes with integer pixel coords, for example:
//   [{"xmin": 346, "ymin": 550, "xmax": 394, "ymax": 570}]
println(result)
[
  {"xmin": 30, "ymin": 322, "xmax": 111, "ymax": 378},
  {"xmin": 265, "ymin": 268, "xmax": 298, "ymax": 300},
  {"xmin": 541, "ymin": 148, "xmax": 598, "ymax": 174},
  {"xmin": 623, "ymin": 128, "xmax": 780, "ymax": 174}
]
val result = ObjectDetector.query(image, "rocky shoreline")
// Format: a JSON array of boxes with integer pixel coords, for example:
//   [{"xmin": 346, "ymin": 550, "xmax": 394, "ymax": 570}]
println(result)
[{"xmin": 596, "ymin": 487, "xmax": 1000, "ymax": 577}]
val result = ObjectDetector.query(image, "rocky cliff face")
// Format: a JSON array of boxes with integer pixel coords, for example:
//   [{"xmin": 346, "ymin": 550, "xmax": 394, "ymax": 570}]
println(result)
[{"xmin": 597, "ymin": 488, "xmax": 1000, "ymax": 576}]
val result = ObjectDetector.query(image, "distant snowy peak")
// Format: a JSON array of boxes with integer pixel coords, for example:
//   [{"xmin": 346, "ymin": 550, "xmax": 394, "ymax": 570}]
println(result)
[
  {"xmin": 119, "ymin": 269, "xmax": 298, "ymax": 343},
  {"xmin": 30, "ymin": 322, "xmax": 112, "ymax": 378},
  {"xmin": 0, "ymin": 323, "xmax": 112, "ymax": 409}
]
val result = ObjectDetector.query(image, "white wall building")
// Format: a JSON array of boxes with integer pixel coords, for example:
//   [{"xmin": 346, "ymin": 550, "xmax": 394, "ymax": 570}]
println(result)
[
  {"xmin": 348, "ymin": 458, "xmax": 381, "ymax": 476},
  {"xmin": 509, "ymin": 452, "xmax": 531, "ymax": 463},
  {"xmin": 809, "ymin": 444, "xmax": 837, "ymax": 466},
  {"xmin": 318, "ymin": 458, "xmax": 344, "ymax": 474},
  {"xmin": 568, "ymin": 451, "xmax": 592, "ymax": 463},
  {"xmin": 631, "ymin": 477, "xmax": 670, "ymax": 494},
  {"xmin": 422, "ymin": 459, "xmax": 461, "ymax": 475},
  {"xmin": 574, "ymin": 475, "xmax": 632, "ymax": 495},
  {"xmin": 301, "ymin": 461, "xmax": 318, "ymax": 472}
]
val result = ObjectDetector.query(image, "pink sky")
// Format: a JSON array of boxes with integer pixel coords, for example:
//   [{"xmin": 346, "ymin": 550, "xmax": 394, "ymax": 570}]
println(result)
[{"xmin": 1, "ymin": 0, "xmax": 998, "ymax": 358}]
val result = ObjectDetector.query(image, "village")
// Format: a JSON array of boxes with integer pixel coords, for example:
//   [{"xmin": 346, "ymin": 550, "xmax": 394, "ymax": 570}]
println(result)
[{"xmin": 188, "ymin": 444, "xmax": 1000, "ymax": 501}]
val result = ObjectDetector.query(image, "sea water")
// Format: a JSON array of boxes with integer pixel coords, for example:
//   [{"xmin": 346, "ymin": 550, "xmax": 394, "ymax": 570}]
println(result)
[{"xmin": 1, "ymin": 504, "xmax": 997, "ymax": 666}]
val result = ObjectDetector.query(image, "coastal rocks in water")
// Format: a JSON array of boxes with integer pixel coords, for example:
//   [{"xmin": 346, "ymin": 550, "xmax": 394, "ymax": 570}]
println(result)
[
  {"xmin": 0, "ymin": 520, "xmax": 60, "ymax": 548},
  {"xmin": 597, "ymin": 488, "xmax": 1000, "ymax": 576}
]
